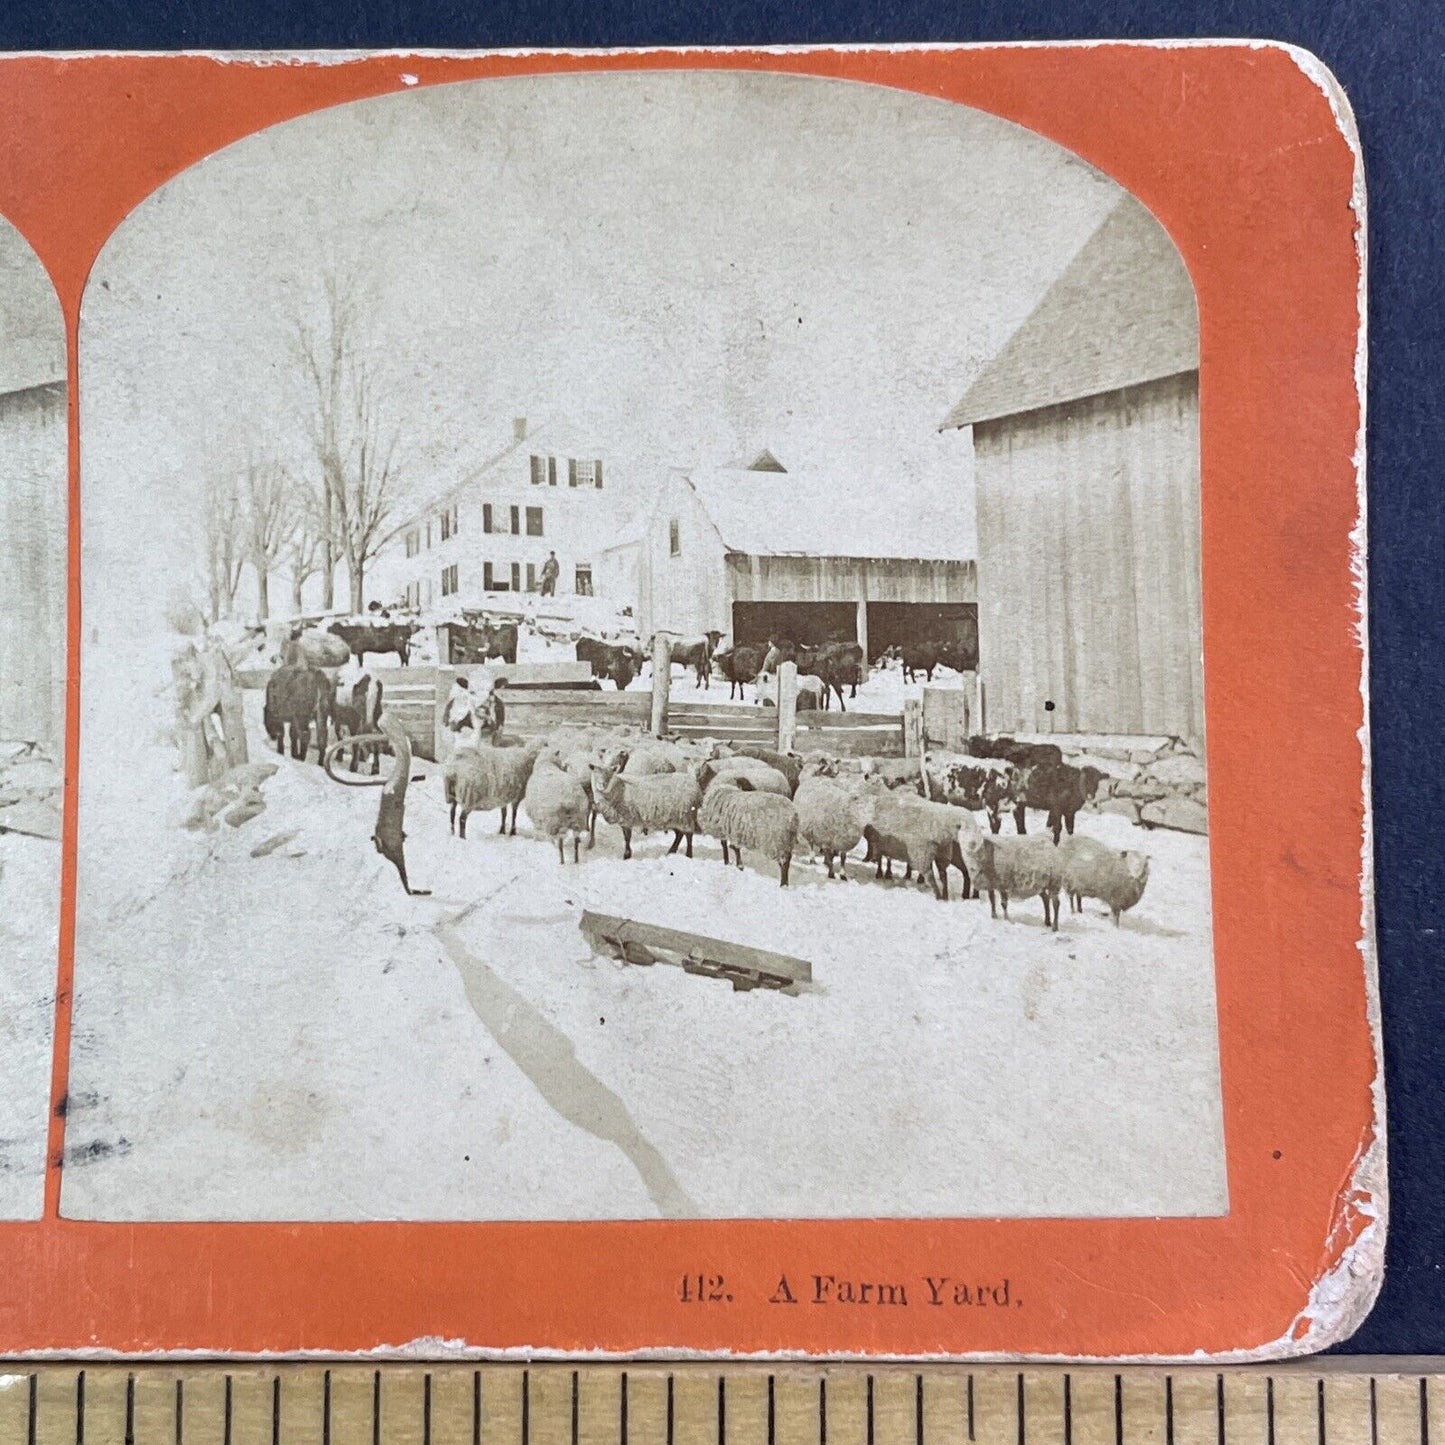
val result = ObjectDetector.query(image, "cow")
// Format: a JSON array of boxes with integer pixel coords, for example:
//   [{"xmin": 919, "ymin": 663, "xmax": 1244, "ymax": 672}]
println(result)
[
  {"xmin": 797, "ymin": 641, "xmax": 864, "ymax": 710},
  {"xmin": 263, "ymin": 663, "xmax": 332, "ymax": 762},
  {"xmin": 651, "ymin": 631, "xmax": 723, "ymax": 688},
  {"xmin": 327, "ymin": 620, "xmax": 418, "ymax": 667},
  {"xmin": 964, "ymin": 736, "xmax": 1069, "ymax": 834},
  {"xmin": 712, "ymin": 643, "xmax": 764, "ymax": 701},
  {"xmin": 922, "ymin": 754, "xmax": 1024, "ymax": 835},
  {"xmin": 450, "ymin": 620, "xmax": 519, "ymax": 666},
  {"xmin": 575, "ymin": 637, "xmax": 641, "ymax": 690}
]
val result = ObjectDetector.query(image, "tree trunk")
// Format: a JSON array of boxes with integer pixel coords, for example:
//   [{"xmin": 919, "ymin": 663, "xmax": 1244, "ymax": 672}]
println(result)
[
  {"xmin": 291, "ymin": 570, "xmax": 305, "ymax": 614},
  {"xmin": 256, "ymin": 565, "xmax": 270, "ymax": 621},
  {"xmin": 320, "ymin": 538, "xmax": 335, "ymax": 609},
  {"xmin": 350, "ymin": 562, "xmax": 365, "ymax": 615}
]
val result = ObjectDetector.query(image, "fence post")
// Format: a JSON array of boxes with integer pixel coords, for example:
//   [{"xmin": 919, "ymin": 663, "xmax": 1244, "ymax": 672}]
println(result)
[
  {"xmin": 777, "ymin": 661, "xmax": 798, "ymax": 754},
  {"xmin": 903, "ymin": 697, "xmax": 923, "ymax": 760},
  {"xmin": 650, "ymin": 634, "xmax": 671, "ymax": 737}
]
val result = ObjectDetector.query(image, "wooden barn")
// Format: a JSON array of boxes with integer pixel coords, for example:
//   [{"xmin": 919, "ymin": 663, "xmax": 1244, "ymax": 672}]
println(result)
[
  {"xmin": 633, "ymin": 453, "xmax": 976, "ymax": 663},
  {"xmin": 941, "ymin": 192, "xmax": 1203, "ymax": 743},
  {"xmin": 0, "ymin": 220, "xmax": 66, "ymax": 747}
]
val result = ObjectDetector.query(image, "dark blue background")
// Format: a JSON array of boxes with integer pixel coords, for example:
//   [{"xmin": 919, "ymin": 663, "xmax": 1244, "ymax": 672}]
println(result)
[{"xmin": 4, "ymin": 0, "xmax": 1439, "ymax": 1356}]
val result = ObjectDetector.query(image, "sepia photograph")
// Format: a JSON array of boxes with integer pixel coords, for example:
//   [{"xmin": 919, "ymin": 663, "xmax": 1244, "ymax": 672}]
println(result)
[
  {"xmin": 0, "ymin": 215, "xmax": 66, "ymax": 1218},
  {"xmin": 64, "ymin": 69, "xmax": 1224, "ymax": 1222}
]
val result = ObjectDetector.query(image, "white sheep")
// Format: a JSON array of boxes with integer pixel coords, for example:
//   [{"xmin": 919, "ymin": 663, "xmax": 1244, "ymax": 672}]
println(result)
[
  {"xmin": 696, "ymin": 777, "xmax": 799, "ymax": 887},
  {"xmin": 857, "ymin": 789, "xmax": 979, "ymax": 900},
  {"xmin": 620, "ymin": 742, "xmax": 690, "ymax": 778},
  {"xmin": 523, "ymin": 752, "xmax": 593, "ymax": 864},
  {"xmin": 444, "ymin": 737, "xmax": 543, "ymax": 839},
  {"xmin": 793, "ymin": 776, "xmax": 870, "ymax": 880},
  {"xmin": 1058, "ymin": 835, "xmax": 1151, "ymax": 924},
  {"xmin": 959, "ymin": 832, "xmax": 1067, "ymax": 929},
  {"xmin": 589, "ymin": 762, "xmax": 703, "ymax": 860},
  {"xmin": 699, "ymin": 755, "xmax": 792, "ymax": 797}
]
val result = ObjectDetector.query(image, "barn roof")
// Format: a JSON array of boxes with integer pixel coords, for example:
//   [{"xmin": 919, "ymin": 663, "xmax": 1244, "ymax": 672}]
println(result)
[
  {"xmin": 680, "ymin": 466, "xmax": 973, "ymax": 564},
  {"xmin": 940, "ymin": 193, "xmax": 1198, "ymax": 430},
  {"xmin": 0, "ymin": 221, "xmax": 63, "ymax": 397}
]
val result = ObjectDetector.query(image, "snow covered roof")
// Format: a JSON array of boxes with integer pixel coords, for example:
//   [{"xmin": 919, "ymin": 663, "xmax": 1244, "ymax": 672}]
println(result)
[
  {"xmin": 680, "ymin": 466, "xmax": 973, "ymax": 564},
  {"xmin": 940, "ymin": 193, "xmax": 1198, "ymax": 430},
  {"xmin": 403, "ymin": 418, "xmax": 610, "ymax": 522},
  {"xmin": 0, "ymin": 221, "xmax": 63, "ymax": 397}
]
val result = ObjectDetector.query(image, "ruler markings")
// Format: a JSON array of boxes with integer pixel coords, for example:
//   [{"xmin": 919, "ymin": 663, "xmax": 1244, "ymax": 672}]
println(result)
[
  {"xmin": 1421, "ymin": 1383, "xmax": 1428, "ymax": 1445},
  {"xmin": 817, "ymin": 1380, "xmax": 824, "ymax": 1445},
  {"xmin": 476, "ymin": 1374, "xmax": 483, "ymax": 1445},
  {"xmin": 1372, "ymin": 1384, "xmax": 1379, "ymax": 1445},
  {"xmin": 967, "ymin": 1380, "xmax": 974, "ymax": 1445},
  {"xmin": 426, "ymin": 1374, "xmax": 434, "ymax": 1445},
  {"xmin": 866, "ymin": 1379, "xmax": 873, "ymax": 1445},
  {"xmin": 666, "ymin": 1378, "xmax": 673, "ymax": 1445},
  {"xmin": 619, "ymin": 1377, "xmax": 627, "ymax": 1445},
  {"xmin": 1017, "ymin": 1377, "xmax": 1025, "ymax": 1445},
  {"xmin": 1066, "ymin": 1377, "xmax": 1074, "ymax": 1445},
  {"xmin": 322, "ymin": 1373, "xmax": 331, "ymax": 1445},
  {"xmin": 224, "ymin": 1379, "xmax": 233, "ymax": 1445},
  {"xmin": 915, "ymin": 1377, "xmax": 923, "ymax": 1445}
]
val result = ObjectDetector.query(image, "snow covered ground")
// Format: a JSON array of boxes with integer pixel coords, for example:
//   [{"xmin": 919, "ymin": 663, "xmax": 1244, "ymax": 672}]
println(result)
[
  {"xmin": 61, "ymin": 642, "xmax": 1226, "ymax": 1222},
  {"xmin": 0, "ymin": 827, "xmax": 59, "ymax": 1218}
]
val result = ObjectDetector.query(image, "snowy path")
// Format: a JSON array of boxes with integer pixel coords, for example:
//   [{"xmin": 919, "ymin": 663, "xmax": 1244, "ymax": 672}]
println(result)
[{"xmin": 61, "ymin": 671, "xmax": 1227, "ymax": 1222}]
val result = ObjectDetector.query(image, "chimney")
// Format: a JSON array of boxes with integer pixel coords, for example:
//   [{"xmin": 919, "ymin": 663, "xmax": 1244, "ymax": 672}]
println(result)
[{"xmin": 513, "ymin": 417, "xmax": 528, "ymax": 441}]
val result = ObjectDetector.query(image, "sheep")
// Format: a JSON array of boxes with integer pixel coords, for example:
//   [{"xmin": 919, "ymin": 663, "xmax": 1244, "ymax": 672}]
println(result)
[
  {"xmin": 544, "ymin": 732, "xmax": 627, "ymax": 847},
  {"xmin": 698, "ymin": 756, "xmax": 792, "ymax": 797},
  {"xmin": 443, "ymin": 737, "xmax": 543, "ymax": 839},
  {"xmin": 1058, "ymin": 835, "xmax": 1151, "ymax": 924},
  {"xmin": 959, "ymin": 833, "xmax": 1067, "ymax": 930},
  {"xmin": 523, "ymin": 752, "xmax": 593, "ymax": 863},
  {"xmin": 621, "ymin": 742, "xmax": 690, "ymax": 778},
  {"xmin": 857, "ymin": 791, "xmax": 980, "ymax": 900},
  {"xmin": 712, "ymin": 741, "xmax": 803, "ymax": 794},
  {"xmin": 793, "ymin": 776, "xmax": 869, "ymax": 880},
  {"xmin": 589, "ymin": 763, "xmax": 703, "ymax": 860},
  {"xmin": 696, "ymin": 777, "xmax": 799, "ymax": 887},
  {"xmin": 860, "ymin": 755, "xmax": 923, "ymax": 792}
]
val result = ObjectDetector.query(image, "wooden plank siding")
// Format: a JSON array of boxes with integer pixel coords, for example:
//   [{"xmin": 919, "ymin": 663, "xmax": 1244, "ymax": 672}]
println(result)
[
  {"xmin": 725, "ymin": 554, "xmax": 976, "ymax": 606},
  {"xmin": 972, "ymin": 372, "xmax": 1203, "ymax": 742}
]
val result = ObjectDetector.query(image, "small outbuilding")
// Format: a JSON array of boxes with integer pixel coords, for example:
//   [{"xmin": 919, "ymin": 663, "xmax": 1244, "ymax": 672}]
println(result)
[
  {"xmin": 634, "ymin": 455, "xmax": 976, "ymax": 663},
  {"xmin": 940, "ymin": 192, "xmax": 1203, "ymax": 743}
]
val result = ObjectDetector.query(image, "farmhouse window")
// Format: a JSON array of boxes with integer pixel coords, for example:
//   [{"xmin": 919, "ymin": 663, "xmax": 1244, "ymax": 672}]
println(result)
[
  {"xmin": 547, "ymin": 456, "xmax": 557, "ymax": 486},
  {"xmin": 440, "ymin": 504, "xmax": 458, "ymax": 541},
  {"xmin": 483, "ymin": 503, "xmax": 494, "ymax": 533},
  {"xmin": 484, "ymin": 561, "xmax": 507, "ymax": 592},
  {"xmin": 441, "ymin": 563, "xmax": 459, "ymax": 597},
  {"xmin": 425, "ymin": 521, "xmax": 432, "ymax": 549},
  {"xmin": 530, "ymin": 454, "xmax": 545, "ymax": 485},
  {"xmin": 594, "ymin": 459, "xmax": 603, "ymax": 489},
  {"xmin": 669, "ymin": 518, "xmax": 681, "ymax": 556},
  {"xmin": 511, "ymin": 562, "xmax": 522, "ymax": 592},
  {"xmin": 526, "ymin": 506, "xmax": 543, "ymax": 537},
  {"xmin": 568, "ymin": 458, "xmax": 578, "ymax": 487},
  {"xmin": 404, "ymin": 527, "xmax": 420, "ymax": 559},
  {"xmin": 526, "ymin": 563, "xmax": 537, "ymax": 591},
  {"xmin": 510, "ymin": 505, "xmax": 521, "ymax": 535},
  {"xmin": 575, "ymin": 566, "xmax": 593, "ymax": 597}
]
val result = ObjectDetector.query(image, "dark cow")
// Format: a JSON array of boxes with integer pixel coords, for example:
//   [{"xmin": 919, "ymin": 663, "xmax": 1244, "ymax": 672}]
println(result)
[
  {"xmin": 328, "ymin": 620, "xmax": 418, "ymax": 667},
  {"xmin": 653, "ymin": 631, "xmax": 723, "ymax": 688},
  {"xmin": 451, "ymin": 620, "xmax": 519, "ymax": 666},
  {"xmin": 1025, "ymin": 761, "xmax": 1106, "ymax": 844},
  {"xmin": 899, "ymin": 641, "xmax": 940, "ymax": 684},
  {"xmin": 263, "ymin": 663, "xmax": 331, "ymax": 762},
  {"xmin": 712, "ymin": 643, "xmax": 764, "ymax": 701},
  {"xmin": 575, "ymin": 637, "xmax": 640, "ymax": 690},
  {"xmin": 797, "ymin": 641, "xmax": 864, "ymax": 710}
]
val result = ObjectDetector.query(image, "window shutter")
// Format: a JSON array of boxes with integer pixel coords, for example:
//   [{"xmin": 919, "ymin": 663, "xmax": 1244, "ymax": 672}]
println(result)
[
  {"xmin": 511, "ymin": 562, "xmax": 521, "ymax": 593},
  {"xmin": 510, "ymin": 505, "xmax": 520, "ymax": 534},
  {"xmin": 483, "ymin": 503, "xmax": 492, "ymax": 534},
  {"xmin": 595, "ymin": 459, "xmax": 604, "ymax": 489},
  {"xmin": 568, "ymin": 458, "xmax": 578, "ymax": 487},
  {"xmin": 548, "ymin": 456, "xmax": 557, "ymax": 486}
]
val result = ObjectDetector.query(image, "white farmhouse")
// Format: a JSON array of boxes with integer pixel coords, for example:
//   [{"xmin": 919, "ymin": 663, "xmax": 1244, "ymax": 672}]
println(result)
[{"xmin": 372, "ymin": 418, "xmax": 619, "ymax": 612}]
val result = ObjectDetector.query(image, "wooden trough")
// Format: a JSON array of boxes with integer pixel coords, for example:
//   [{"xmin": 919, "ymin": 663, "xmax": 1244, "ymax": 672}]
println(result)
[{"xmin": 578, "ymin": 911, "xmax": 813, "ymax": 995}]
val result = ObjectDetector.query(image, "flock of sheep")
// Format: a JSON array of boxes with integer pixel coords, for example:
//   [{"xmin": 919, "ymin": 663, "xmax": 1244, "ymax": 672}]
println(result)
[{"xmin": 440, "ymin": 727, "xmax": 1151, "ymax": 931}]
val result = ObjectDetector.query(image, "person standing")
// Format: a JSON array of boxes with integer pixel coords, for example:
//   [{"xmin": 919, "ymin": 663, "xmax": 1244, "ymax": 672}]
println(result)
[{"xmin": 540, "ymin": 550, "xmax": 560, "ymax": 598}]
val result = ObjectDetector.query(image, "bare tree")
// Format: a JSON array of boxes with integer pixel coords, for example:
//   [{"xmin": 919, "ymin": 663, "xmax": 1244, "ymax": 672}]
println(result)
[
  {"xmin": 201, "ymin": 470, "xmax": 245, "ymax": 624},
  {"xmin": 241, "ymin": 456, "xmax": 290, "ymax": 622},
  {"xmin": 283, "ymin": 474, "xmax": 326, "ymax": 615},
  {"xmin": 293, "ymin": 273, "xmax": 408, "ymax": 614}
]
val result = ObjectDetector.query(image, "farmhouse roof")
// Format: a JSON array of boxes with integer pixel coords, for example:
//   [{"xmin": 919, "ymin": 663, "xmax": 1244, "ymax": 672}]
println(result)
[
  {"xmin": 940, "ymin": 193, "xmax": 1198, "ymax": 431},
  {"xmin": 0, "ymin": 222, "xmax": 63, "ymax": 397},
  {"xmin": 680, "ymin": 466, "xmax": 973, "ymax": 564}
]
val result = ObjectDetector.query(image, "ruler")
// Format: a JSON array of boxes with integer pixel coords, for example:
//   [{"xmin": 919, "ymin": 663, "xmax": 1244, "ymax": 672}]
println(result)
[{"xmin": 0, "ymin": 1363, "xmax": 1439, "ymax": 1445}]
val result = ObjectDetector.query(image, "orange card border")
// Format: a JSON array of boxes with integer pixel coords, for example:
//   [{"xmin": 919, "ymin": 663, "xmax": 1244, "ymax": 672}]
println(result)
[{"xmin": 0, "ymin": 42, "xmax": 1377, "ymax": 1360}]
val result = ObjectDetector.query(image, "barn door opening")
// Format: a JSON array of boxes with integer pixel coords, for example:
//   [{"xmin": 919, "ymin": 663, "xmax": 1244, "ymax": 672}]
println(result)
[{"xmin": 731, "ymin": 601, "xmax": 859, "ymax": 649}]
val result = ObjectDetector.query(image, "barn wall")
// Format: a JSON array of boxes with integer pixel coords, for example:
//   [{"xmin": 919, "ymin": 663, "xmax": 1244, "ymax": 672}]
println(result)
[
  {"xmin": 726, "ymin": 555, "xmax": 976, "ymax": 606},
  {"xmin": 973, "ymin": 372, "xmax": 1203, "ymax": 741},
  {"xmin": 0, "ymin": 382, "xmax": 66, "ymax": 745},
  {"xmin": 641, "ymin": 475, "xmax": 730, "ymax": 638}
]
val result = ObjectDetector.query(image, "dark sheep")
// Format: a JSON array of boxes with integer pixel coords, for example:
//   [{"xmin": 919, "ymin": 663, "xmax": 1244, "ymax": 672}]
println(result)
[{"xmin": 712, "ymin": 643, "xmax": 764, "ymax": 701}]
